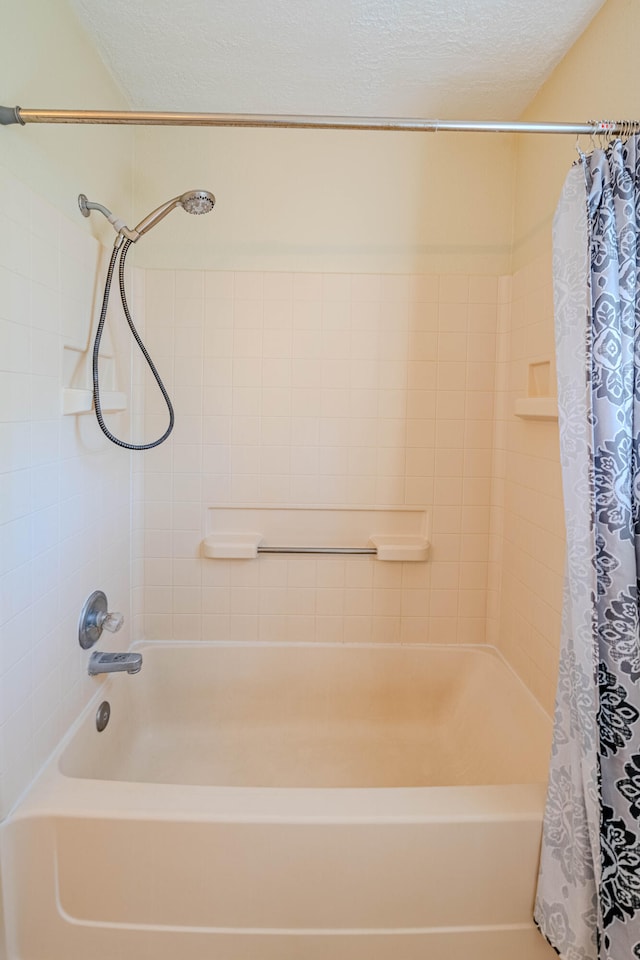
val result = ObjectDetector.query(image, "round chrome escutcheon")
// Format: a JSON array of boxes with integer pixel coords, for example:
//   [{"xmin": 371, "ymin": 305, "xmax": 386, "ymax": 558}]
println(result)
[{"xmin": 96, "ymin": 700, "xmax": 111, "ymax": 733}]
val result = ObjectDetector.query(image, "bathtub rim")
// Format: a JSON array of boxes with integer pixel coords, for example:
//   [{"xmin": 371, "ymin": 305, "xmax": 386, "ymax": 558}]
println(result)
[{"xmin": 4, "ymin": 641, "xmax": 550, "ymax": 826}]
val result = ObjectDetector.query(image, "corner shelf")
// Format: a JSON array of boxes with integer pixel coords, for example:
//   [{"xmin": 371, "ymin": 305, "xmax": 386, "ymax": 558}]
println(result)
[
  {"xmin": 62, "ymin": 389, "xmax": 127, "ymax": 416},
  {"xmin": 514, "ymin": 397, "xmax": 558, "ymax": 421}
]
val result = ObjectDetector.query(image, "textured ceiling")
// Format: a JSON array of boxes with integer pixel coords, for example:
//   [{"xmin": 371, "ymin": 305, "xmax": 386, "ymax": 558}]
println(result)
[{"xmin": 67, "ymin": 0, "xmax": 605, "ymax": 119}]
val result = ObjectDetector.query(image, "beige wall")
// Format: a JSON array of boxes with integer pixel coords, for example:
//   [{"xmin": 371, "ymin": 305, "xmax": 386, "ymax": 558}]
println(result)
[
  {"xmin": 490, "ymin": 256, "xmax": 564, "ymax": 714},
  {"xmin": 494, "ymin": 0, "xmax": 640, "ymax": 709},
  {"xmin": 0, "ymin": 0, "xmax": 133, "ymax": 242},
  {"xmin": 0, "ymin": 0, "xmax": 135, "ymax": 818},
  {"xmin": 133, "ymin": 127, "xmax": 516, "ymax": 275},
  {"xmin": 513, "ymin": 0, "xmax": 639, "ymax": 269}
]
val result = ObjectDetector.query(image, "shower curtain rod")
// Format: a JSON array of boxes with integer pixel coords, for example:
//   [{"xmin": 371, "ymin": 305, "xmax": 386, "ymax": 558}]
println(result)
[{"xmin": 0, "ymin": 105, "xmax": 638, "ymax": 135}]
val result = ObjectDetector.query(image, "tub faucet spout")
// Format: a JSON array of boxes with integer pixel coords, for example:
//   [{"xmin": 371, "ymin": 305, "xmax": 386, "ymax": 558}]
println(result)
[{"xmin": 88, "ymin": 651, "xmax": 143, "ymax": 676}]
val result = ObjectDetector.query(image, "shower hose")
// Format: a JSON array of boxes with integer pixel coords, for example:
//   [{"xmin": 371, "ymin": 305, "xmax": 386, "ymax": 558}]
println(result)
[{"xmin": 93, "ymin": 237, "xmax": 174, "ymax": 450}]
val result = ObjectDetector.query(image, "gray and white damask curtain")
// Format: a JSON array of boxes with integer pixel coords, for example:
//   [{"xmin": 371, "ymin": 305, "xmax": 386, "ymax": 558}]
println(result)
[{"xmin": 535, "ymin": 137, "xmax": 640, "ymax": 959}]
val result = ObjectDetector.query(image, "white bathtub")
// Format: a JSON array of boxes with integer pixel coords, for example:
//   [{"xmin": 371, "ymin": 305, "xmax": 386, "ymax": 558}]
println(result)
[{"xmin": 1, "ymin": 642, "xmax": 557, "ymax": 960}]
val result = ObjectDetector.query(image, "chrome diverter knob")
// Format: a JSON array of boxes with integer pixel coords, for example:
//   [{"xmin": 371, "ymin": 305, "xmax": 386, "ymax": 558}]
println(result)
[{"xmin": 78, "ymin": 590, "xmax": 124, "ymax": 650}]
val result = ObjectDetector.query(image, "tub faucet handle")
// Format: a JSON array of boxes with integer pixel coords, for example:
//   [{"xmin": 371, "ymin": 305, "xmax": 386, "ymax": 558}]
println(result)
[{"xmin": 99, "ymin": 610, "xmax": 124, "ymax": 633}]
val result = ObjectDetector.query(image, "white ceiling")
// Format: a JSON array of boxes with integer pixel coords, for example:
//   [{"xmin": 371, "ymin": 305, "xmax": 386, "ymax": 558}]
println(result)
[{"xmin": 68, "ymin": 0, "xmax": 605, "ymax": 120}]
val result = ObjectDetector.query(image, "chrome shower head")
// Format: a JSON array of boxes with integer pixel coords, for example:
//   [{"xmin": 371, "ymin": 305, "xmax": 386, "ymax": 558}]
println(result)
[
  {"xmin": 78, "ymin": 188, "xmax": 216, "ymax": 243},
  {"xmin": 179, "ymin": 190, "xmax": 216, "ymax": 216},
  {"xmin": 133, "ymin": 188, "xmax": 216, "ymax": 238}
]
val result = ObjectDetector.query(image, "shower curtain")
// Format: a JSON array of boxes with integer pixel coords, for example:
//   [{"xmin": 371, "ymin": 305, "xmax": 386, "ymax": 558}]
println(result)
[{"xmin": 535, "ymin": 137, "xmax": 640, "ymax": 959}]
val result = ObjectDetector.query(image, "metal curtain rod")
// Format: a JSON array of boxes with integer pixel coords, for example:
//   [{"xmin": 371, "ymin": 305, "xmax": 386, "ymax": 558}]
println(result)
[{"xmin": 0, "ymin": 106, "xmax": 638, "ymax": 135}]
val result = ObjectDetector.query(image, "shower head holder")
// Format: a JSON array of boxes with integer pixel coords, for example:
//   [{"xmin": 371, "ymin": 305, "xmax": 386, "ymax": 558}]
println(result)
[
  {"xmin": 78, "ymin": 193, "xmax": 91, "ymax": 217},
  {"xmin": 78, "ymin": 193, "xmax": 139, "ymax": 241},
  {"xmin": 78, "ymin": 189, "xmax": 215, "ymax": 243}
]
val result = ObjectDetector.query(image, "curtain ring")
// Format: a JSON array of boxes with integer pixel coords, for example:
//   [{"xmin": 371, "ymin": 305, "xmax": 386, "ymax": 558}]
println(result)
[
  {"xmin": 585, "ymin": 122, "xmax": 598, "ymax": 155},
  {"xmin": 599, "ymin": 122, "xmax": 611, "ymax": 150},
  {"xmin": 591, "ymin": 120, "xmax": 604, "ymax": 151},
  {"xmin": 610, "ymin": 120, "xmax": 620, "ymax": 147}
]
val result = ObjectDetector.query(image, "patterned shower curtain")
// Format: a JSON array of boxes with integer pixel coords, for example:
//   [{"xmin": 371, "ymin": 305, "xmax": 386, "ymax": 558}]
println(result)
[{"xmin": 535, "ymin": 137, "xmax": 640, "ymax": 959}]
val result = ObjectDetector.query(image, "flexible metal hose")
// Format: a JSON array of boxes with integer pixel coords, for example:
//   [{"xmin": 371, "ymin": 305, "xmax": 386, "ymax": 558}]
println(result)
[{"xmin": 92, "ymin": 238, "xmax": 174, "ymax": 450}]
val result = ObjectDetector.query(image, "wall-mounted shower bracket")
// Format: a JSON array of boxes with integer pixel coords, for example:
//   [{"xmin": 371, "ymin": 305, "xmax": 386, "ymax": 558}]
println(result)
[
  {"xmin": 78, "ymin": 193, "xmax": 91, "ymax": 217},
  {"xmin": 77, "ymin": 193, "xmax": 139, "ymax": 241},
  {"xmin": 78, "ymin": 590, "xmax": 124, "ymax": 650}
]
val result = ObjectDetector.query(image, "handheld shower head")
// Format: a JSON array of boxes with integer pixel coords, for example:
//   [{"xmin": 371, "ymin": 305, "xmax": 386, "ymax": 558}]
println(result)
[
  {"xmin": 134, "ymin": 189, "xmax": 216, "ymax": 238},
  {"xmin": 78, "ymin": 189, "xmax": 216, "ymax": 242},
  {"xmin": 82, "ymin": 187, "xmax": 216, "ymax": 452},
  {"xmin": 179, "ymin": 190, "xmax": 216, "ymax": 216}
]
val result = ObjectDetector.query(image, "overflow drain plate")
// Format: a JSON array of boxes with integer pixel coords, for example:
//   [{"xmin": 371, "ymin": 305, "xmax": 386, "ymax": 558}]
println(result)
[{"xmin": 96, "ymin": 701, "xmax": 111, "ymax": 733}]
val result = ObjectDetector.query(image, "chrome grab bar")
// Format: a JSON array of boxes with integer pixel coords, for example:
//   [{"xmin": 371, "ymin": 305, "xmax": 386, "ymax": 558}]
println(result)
[{"xmin": 257, "ymin": 546, "xmax": 377, "ymax": 556}]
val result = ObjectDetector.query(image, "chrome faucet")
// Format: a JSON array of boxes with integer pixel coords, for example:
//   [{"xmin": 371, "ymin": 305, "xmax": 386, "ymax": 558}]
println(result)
[
  {"xmin": 88, "ymin": 651, "xmax": 143, "ymax": 676},
  {"xmin": 78, "ymin": 590, "xmax": 142, "ymax": 676}
]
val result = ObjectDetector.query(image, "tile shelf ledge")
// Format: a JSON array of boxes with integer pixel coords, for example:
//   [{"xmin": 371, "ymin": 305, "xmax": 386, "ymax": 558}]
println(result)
[
  {"xmin": 62, "ymin": 389, "xmax": 127, "ymax": 416},
  {"xmin": 514, "ymin": 397, "xmax": 558, "ymax": 421}
]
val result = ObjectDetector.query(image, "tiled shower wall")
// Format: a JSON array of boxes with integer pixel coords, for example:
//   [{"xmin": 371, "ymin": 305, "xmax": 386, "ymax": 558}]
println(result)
[
  {"xmin": 134, "ymin": 270, "xmax": 501, "ymax": 647},
  {"xmin": 0, "ymin": 169, "xmax": 562, "ymax": 821},
  {"xmin": 0, "ymin": 165, "xmax": 132, "ymax": 817},
  {"xmin": 489, "ymin": 253, "xmax": 564, "ymax": 715}
]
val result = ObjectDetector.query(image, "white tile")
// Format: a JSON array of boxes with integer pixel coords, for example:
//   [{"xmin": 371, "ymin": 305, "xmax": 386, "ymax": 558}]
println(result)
[
  {"xmin": 234, "ymin": 272, "xmax": 263, "ymax": 300},
  {"xmin": 205, "ymin": 271, "xmax": 234, "ymax": 300}
]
